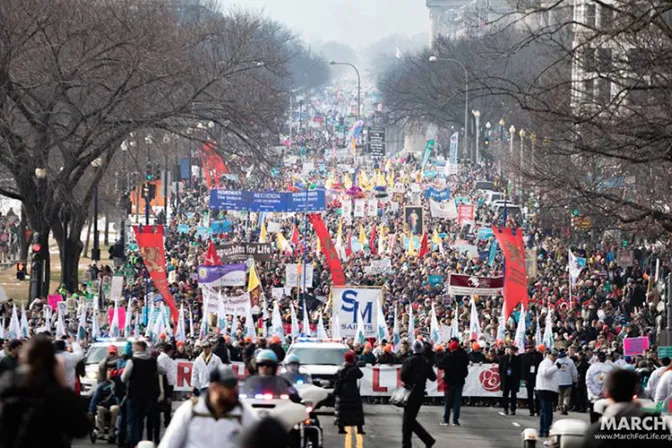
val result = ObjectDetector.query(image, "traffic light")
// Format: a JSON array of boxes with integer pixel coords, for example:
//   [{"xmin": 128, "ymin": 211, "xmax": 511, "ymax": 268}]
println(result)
[
  {"xmin": 145, "ymin": 165, "xmax": 153, "ymax": 181},
  {"xmin": 154, "ymin": 162, "xmax": 161, "ymax": 180},
  {"xmin": 148, "ymin": 183, "xmax": 157, "ymax": 200},
  {"xmin": 16, "ymin": 262, "xmax": 26, "ymax": 281}
]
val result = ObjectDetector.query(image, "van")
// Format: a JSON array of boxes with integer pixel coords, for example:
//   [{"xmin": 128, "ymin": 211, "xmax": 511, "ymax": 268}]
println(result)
[
  {"xmin": 485, "ymin": 191, "xmax": 504, "ymax": 204},
  {"xmin": 475, "ymin": 180, "xmax": 495, "ymax": 192}
]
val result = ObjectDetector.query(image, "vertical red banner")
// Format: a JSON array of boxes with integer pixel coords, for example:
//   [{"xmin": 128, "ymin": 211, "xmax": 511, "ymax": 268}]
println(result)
[
  {"xmin": 133, "ymin": 225, "xmax": 179, "ymax": 323},
  {"xmin": 491, "ymin": 226, "xmax": 528, "ymax": 321},
  {"xmin": 307, "ymin": 214, "xmax": 346, "ymax": 286}
]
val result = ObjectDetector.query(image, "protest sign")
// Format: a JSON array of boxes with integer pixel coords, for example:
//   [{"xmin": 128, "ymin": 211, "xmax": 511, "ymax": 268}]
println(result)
[
  {"xmin": 217, "ymin": 243, "xmax": 272, "ymax": 262},
  {"xmin": 623, "ymin": 337, "xmax": 649, "ymax": 356},
  {"xmin": 285, "ymin": 263, "xmax": 314, "ymax": 288},
  {"xmin": 197, "ymin": 264, "xmax": 246, "ymax": 287},
  {"xmin": 447, "ymin": 274, "xmax": 504, "ymax": 296}
]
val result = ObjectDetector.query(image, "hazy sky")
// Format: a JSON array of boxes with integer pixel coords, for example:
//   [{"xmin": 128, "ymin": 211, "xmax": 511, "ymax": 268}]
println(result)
[{"xmin": 223, "ymin": 0, "xmax": 428, "ymax": 48}]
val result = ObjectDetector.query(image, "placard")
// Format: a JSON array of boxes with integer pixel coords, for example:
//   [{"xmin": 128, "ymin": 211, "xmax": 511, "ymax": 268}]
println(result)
[
  {"xmin": 285, "ymin": 264, "xmax": 314, "ymax": 288},
  {"xmin": 623, "ymin": 336, "xmax": 649, "ymax": 356}
]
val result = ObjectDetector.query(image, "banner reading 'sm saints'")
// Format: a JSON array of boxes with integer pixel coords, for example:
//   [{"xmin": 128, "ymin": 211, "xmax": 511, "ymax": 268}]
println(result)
[
  {"xmin": 133, "ymin": 225, "xmax": 179, "ymax": 324},
  {"xmin": 491, "ymin": 226, "xmax": 528, "ymax": 321}
]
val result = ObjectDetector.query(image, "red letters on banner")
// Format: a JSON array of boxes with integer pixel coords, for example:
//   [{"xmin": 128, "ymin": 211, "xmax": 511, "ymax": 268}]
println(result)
[
  {"xmin": 133, "ymin": 225, "xmax": 179, "ymax": 324},
  {"xmin": 307, "ymin": 214, "xmax": 346, "ymax": 286},
  {"xmin": 491, "ymin": 226, "xmax": 528, "ymax": 321}
]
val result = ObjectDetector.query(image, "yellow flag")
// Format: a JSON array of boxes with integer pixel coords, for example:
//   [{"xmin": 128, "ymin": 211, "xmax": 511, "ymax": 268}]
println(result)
[
  {"xmin": 407, "ymin": 234, "xmax": 416, "ymax": 255},
  {"xmin": 276, "ymin": 232, "xmax": 288, "ymax": 251},
  {"xmin": 259, "ymin": 221, "xmax": 267, "ymax": 243},
  {"xmin": 336, "ymin": 219, "xmax": 343, "ymax": 247},
  {"xmin": 316, "ymin": 236, "xmax": 321, "ymax": 253},
  {"xmin": 359, "ymin": 224, "xmax": 366, "ymax": 245},
  {"xmin": 432, "ymin": 228, "xmax": 441, "ymax": 245},
  {"xmin": 248, "ymin": 264, "xmax": 261, "ymax": 292}
]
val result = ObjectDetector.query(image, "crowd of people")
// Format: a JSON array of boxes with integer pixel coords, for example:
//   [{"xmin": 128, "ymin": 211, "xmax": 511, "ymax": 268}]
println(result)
[{"xmin": 0, "ymin": 82, "xmax": 668, "ymax": 447}]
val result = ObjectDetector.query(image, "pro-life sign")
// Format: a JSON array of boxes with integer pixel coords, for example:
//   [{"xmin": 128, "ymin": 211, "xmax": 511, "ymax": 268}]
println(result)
[{"xmin": 367, "ymin": 127, "xmax": 385, "ymax": 159}]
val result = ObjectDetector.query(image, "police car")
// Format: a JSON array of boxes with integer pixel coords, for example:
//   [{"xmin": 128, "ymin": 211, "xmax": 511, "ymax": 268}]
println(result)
[
  {"xmin": 81, "ymin": 338, "xmax": 130, "ymax": 397},
  {"xmin": 285, "ymin": 339, "xmax": 349, "ymax": 408}
]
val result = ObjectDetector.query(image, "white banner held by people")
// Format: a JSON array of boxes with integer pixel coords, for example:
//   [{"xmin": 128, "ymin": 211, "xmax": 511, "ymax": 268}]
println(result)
[
  {"xmin": 367, "ymin": 199, "xmax": 378, "ymax": 217},
  {"xmin": 354, "ymin": 199, "xmax": 366, "ymax": 217},
  {"xmin": 285, "ymin": 263, "xmax": 315, "ymax": 288},
  {"xmin": 429, "ymin": 199, "xmax": 458, "ymax": 219},
  {"xmin": 332, "ymin": 288, "xmax": 383, "ymax": 338}
]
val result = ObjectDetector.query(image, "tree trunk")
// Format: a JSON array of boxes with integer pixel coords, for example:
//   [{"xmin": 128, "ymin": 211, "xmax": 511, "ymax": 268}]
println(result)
[
  {"xmin": 52, "ymin": 216, "xmax": 86, "ymax": 292},
  {"xmin": 104, "ymin": 214, "xmax": 110, "ymax": 246},
  {"xmin": 83, "ymin": 219, "xmax": 92, "ymax": 259}
]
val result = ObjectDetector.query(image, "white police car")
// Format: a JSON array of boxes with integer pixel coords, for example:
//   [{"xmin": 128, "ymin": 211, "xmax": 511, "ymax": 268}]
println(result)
[
  {"xmin": 81, "ymin": 338, "xmax": 130, "ymax": 397},
  {"xmin": 285, "ymin": 339, "xmax": 349, "ymax": 408}
]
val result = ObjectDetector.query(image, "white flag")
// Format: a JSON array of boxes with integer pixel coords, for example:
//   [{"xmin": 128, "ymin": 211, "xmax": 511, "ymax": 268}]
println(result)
[
  {"xmin": 290, "ymin": 303, "xmax": 300, "ymax": 340},
  {"xmin": 55, "ymin": 305, "xmax": 66, "ymax": 338},
  {"xmin": 542, "ymin": 309, "xmax": 553, "ymax": 348},
  {"xmin": 302, "ymin": 300, "xmax": 311, "ymax": 337},
  {"xmin": 430, "ymin": 304, "xmax": 441, "ymax": 345},
  {"xmin": 231, "ymin": 302, "xmax": 239, "ymax": 337},
  {"xmin": 407, "ymin": 304, "xmax": 415, "ymax": 344},
  {"xmin": 244, "ymin": 301, "xmax": 256, "ymax": 340},
  {"xmin": 451, "ymin": 313, "xmax": 460, "ymax": 342},
  {"xmin": 92, "ymin": 300, "xmax": 100, "ymax": 340},
  {"xmin": 145, "ymin": 300, "xmax": 154, "ymax": 338},
  {"xmin": 76, "ymin": 303, "xmax": 87, "ymax": 342},
  {"xmin": 134, "ymin": 311, "xmax": 140, "ymax": 339},
  {"xmin": 496, "ymin": 306, "xmax": 506, "ymax": 342},
  {"xmin": 189, "ymin": 306, "xmax": 195, "ymax": 338},
  {"xmin": 124, "ymin": 299, "xmax": 133, "ymax": 337},
  {"xmin": 332, "ymin": 313, "xmax": 341, "ymax": 340},
  {"xmin": 271, "ymin": 301, "xmax": 284, "ymax": 338},
  {"xmin": 354, "ymin": 308, "xmax": 366, "ymax": 345},
  {"xmin": 110, "ymin": 298, "xmax": 121, "ymax": 338},
  {"xmin": 568, "ymin": 249, "xmax": 586, "ymax": 286},
  {"xmin": 376, "ymin": 297, "xmax": 389, "ymax": 343},
  {"xmin": 535, "ymin": 312, "xmax": 542, "ymax": 344},
  {"xmin": 514, "ymin": 306, "xmax": 526, "ymax": 354},
  {"xmin": 0, "ymin": 317, "xmax": 5, "ymax": 340},
  {"xmin": 9, "ymin": 305, "xmax": 21, "ymax": 339},
  {"xmin": 175, "ymin": 304, "xmax": 186, "ymax": 342},
  {"xmin": 20, "ymin": 305, "xmax": 29, "ymax": 339},
  {"xmin": 469, "ymin": 298, "xmax": 481, "ymax": 341},
  {"xmin": 392, "ymin": 306, "xmax": 401, "ymax": 351},
  {"xmin": 200, "ymin": 288, "xmax": 210, "ymax": 339},
  {"xmin": 317, "ymin": 313, "xmax": 328, "ymax": 340}
]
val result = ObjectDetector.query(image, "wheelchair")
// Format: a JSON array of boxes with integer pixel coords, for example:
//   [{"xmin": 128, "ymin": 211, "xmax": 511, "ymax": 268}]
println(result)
[{"xmin": 90, "ymin": 404, "xmax": 120, "ymax": 444}]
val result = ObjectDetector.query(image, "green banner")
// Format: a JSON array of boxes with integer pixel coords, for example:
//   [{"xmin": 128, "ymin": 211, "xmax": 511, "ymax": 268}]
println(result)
[{"xmin": 421, "ymin": 140, "xmax": 435, "ymax": 170}]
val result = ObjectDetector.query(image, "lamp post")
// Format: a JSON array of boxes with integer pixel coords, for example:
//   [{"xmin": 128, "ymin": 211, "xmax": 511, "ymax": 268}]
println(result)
[
  {"xmin": 472, "ymin": 110, "xmax": 481, "ymax": 165},
  {"xmin": 498, "ymin": 119, "xmax": 505, "ymax": 177},
  {"xmin": 519, "ymin": 129, "xmax": 526, "ymax": 199},
  {"xmin": 31, "ymin": 168, "xmax": 47, "ymax": 299},
  {"xmin": 429, "ymin": 56, "xmax": 469, "ymax": 161},
  {"xmin": 91, "ymin": 157, "xmax": 102, "ymax": 261},
  {"xmin": 329, "ymin": 61, "xmax": 361, "ymax": 119},
  {"xmin": 509, "ymin": 125, "xmax": 516, "ymax": 196}
]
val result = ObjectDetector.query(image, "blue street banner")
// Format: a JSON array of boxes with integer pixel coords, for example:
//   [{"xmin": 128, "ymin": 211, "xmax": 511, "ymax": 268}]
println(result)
[
  {"xmin": 424, "ymin": 187, "xmax": 451, "ymax": 201},
  {"xmin": 421, "ymin": 140, "xmax": 435, "ymax": 170},
  {"xmin": 197, "ymin": 264, "xmax": 246, "ymax": 287},
  {"xmin": 477, "ymin": 227, "xmax": 495, "ymax": 241},
  {"xmin": 179, "ymin": 158, "xmax": 190, "ymax": 180},
  {"xmin": 209, "ymin": 189, "xmax": 326, "ymax": 212}
]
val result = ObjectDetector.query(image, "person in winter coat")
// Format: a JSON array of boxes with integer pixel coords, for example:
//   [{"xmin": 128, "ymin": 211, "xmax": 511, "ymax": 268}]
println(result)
[
  {"xmin": 556, "ymin": 349, "xmax": 578, "ymax": 415},
  {"xmin": 333, "ymin": 351, "xmax": 365, "ymax": 435},
  {"xmin": 437, "ymin": 340, "xmax": 469, "ymax": 426},
  {"xmin": 358, "ymin": 343, "xmax": 376, "ymax": 365},
  {"xmin": 400, "ymin": 340, "xmax": 436, "ymax": 448},
  {"xmin": 586, "ymin": 351, "xmax": 614, "ymax": 421},
  {"xmin": 269, "ymin": 336, "xmax": 286, "ymax": 363},
  {"xmin": 54, "ymin": 336, "xmax": 84, "ymax": 391},
  {"xmin": 654, "ymin": 364, "xmax": 672, "ymax": 402},
  {"xmin": 521, "ymin": 344, "xmax": 544, "ymax": 416},
  {"xmin": 190, "ymin": 340, "xmax": 223, "ymax": 395},
  {"xmin": 212, "ymin": 337, "xmax": 230, "ymax": 364},
  {"xmin": 468, "ymin": 343, "xmax": 486, "ymax": 364},
  {"xmin": 0, "ymin": 335, "xmax": 90, "ymax": 448},
  {"xmin": 499, "ymin": 346, "xmax": 522, "ymax": 415},
  {"xmin": 376, "ymin": 344, "xmax": 395, "ymax": 365}
]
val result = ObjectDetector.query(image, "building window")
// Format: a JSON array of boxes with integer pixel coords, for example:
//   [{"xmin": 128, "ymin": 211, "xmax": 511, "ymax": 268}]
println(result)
[
  {"xmin": 597, "ymin": 79, "xmax": 611, "ymax": 104},
  {"xmin": 586, "ymin": 4, "xmax": 597, "ymax": 27},
  {"xmin": 597, "ymin": 48, "xmax": 612, "ymax": 74},
  {"xmin": 584, "ymin": 78, "xmax": 595, "ymax": 101},
  {"xmin": 584, "ymin": 47, "xmax": 596, "ymax": 72},
  {"xmin": 600, "ymin": 5, "xmax": 613, "ymax": 28}
]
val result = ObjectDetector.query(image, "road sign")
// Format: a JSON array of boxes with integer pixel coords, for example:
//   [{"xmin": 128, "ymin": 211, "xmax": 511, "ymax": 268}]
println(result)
[{"xmin": 367, "ymin": 127, "xmax": 386, "ymax": 159}]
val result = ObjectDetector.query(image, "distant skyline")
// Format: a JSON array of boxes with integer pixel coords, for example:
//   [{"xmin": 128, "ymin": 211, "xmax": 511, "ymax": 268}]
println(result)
[{"xmin": 222, "ymin": 0, "xmax": 429, "ymax": 49}]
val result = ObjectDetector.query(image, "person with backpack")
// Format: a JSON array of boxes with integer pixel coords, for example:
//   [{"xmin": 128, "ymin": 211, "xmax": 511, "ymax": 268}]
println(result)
[{"xmin": 158, "ymin": 365, "xmax": 257, "ymax": 448}]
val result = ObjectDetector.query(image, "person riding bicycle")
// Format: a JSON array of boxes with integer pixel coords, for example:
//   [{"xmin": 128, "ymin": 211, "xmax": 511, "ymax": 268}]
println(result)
[
  {"xmin": 88, "ymin": 367, "xmax": 121, "ymax": 442},
  {"xmin": 280, "ymin": 354, "xmax": 312, "ymax": 385},
  {"xmin": 242, "ymin": 350, "xmax": 301, "ymax": 403}
]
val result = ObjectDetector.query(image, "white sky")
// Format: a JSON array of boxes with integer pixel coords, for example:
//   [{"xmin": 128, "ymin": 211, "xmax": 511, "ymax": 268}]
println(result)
[{"xmin": 222, "ymin": 0, "xmax": 428, "ymax": 48}]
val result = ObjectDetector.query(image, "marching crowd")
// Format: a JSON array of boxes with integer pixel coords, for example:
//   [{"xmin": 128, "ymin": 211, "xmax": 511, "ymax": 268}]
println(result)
[{"xmin": 0, "ymin": 82, "xmax": 667, "ymax": 447}]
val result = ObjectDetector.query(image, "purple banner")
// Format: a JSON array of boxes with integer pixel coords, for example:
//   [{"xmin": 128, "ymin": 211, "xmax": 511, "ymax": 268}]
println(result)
[{"xmin": 197, "ymin": 264, "xmax": 246, "ymax": 287}]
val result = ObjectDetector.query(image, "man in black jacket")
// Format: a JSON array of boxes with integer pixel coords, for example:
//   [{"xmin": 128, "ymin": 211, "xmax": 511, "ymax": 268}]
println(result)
[
  {"xmin": 400, "ymin": 340, "xmax": 436, "ymax": 448},
  {"xmin": 438, "ymin": 340, "xmax": 469, "ymax": 426},
  {"xmin": 499, "ymin": 346, "xmax": 522, "ymax": 415},
  {"xmin": 521, "ymin": 343, "xmax": 544, "ymax": 416},
  {"xmin": 212, "ymin": 336, "xmax": 230, "ymax": 364}
]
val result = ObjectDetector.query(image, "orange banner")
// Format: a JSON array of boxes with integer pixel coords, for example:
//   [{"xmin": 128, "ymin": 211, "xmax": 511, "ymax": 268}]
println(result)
[{"xmin": 491, "ymin": 227, "xmax": 528, "ymax": 321}]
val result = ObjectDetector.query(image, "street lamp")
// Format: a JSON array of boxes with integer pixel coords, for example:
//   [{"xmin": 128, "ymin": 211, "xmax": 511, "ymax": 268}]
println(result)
[
  {"xmin": 329, "ymin": 61, "xmax": 361, "ymax": 119},
  {"xmin": 519, "ymin": 129, "xmax": 526, "ymax": 198},
  {"xmin": 429, "ymin": 55, "xmax": 470, "ymax": 162},
  {"xmin": 472, "ymin": 110, "xmax": 481, "ymax": 165},
  {"xmin": 91, "ymin": 157, "xmax": 102, "ymax": 262},
  {"xmin": 30, "ymin": 168, "xmax": 47, "ymax": 300}
]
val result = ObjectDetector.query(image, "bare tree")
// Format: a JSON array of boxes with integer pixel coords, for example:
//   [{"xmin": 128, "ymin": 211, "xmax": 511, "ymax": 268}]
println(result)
[{"xmin": 0, "ymin": 0, "xmax": 295, "ymax": 293}]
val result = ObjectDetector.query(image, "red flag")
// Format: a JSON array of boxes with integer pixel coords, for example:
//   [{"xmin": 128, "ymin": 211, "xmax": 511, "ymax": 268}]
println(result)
[
  {"xmin": 308, "ymin": 214, "xmax": 346, "ymax": 286},
  {"xmin": 418, "ymin": 231, "xmax": 429, "ymax": 258},
  {"xmin": 491, "ymin": 226, "xmax": 529, "ymax": 321},
  {"xmin": 133, "ymin": 225, "xmax": 179, "ymax": 324},
  {"xmin": 345, "ymin": 232, "xmax": 353, "ymax": 258},
  {"xmin": 290, "ymin": 225, "xmax": 300, "ymax": 247},
  {"xmin": 204, "ymin": 241, "xmax": 221, "ymax": 266},
  {"xmin": 369, "ymin": 225, "xmax": 377, "ymax": 256}
]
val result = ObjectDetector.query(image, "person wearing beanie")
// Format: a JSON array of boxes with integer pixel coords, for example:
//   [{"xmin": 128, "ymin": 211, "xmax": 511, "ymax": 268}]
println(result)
[
  {"xmin": 358, "ymin": 342, "xmax": 377, "ymax": 365},
  {"xmin": 377, "ymin": 344, "xmax": 395, "ymax": 365},
  {"xmin": 437, "ymin": 340, "xmax": 469, "ymax": 426},
  {"xmin": 400, "ymin": 338, "xmax": 436, "ymax": 448},
  {"xmin": 521, "ymin": 343, "xmax": 544, "ymax": 416},
  {"xmin": 555, "ymin": 348, "xmax": 578, "ymax": 415},
  {"xmin": 334, "ymin": 351, "xmax": 365, "ymax": 435},
  {"xmin": 535, "ymin": 349, "xmax": 561, "ymax": 438}
]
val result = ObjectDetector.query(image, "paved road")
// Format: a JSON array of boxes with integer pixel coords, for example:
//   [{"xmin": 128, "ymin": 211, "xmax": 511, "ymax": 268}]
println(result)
[{"xmin": 73, "ymin": 404, "xmax": 590, "ymax": 448}]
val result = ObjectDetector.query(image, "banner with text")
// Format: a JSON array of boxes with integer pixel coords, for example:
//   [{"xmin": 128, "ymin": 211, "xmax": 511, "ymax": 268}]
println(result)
[
  {"xmin": 332, "ymin": 288, "xmax": 383, "ymax": 338},
  {"xmin": 210, "ymin": 189, "xmax": 326, "ymax": 212},
  {"xmin": 216, "ymin": 243, "xmax": 273, "ymax": 262},
  {"xmin": 197, "ymin": 264, "xmax": 246, "ymax": 287},
  {"xmin": 447, "ymin": 274, "xmax": 504, "ymax": 296}
]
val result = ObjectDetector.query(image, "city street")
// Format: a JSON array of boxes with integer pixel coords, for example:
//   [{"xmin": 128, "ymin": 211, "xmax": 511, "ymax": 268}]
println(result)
[{"xmin": 73, "ymin": 404, "xmax": 590, "ymax": 448}]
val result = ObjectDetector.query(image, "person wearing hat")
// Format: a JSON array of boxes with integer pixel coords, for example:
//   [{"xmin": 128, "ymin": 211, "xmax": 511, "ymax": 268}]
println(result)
[
  {"xmin": 521, "ymin": 343, "xmax": 543, "ymax": 416},
  {"xmin": 556, "ymin": 348, "xmax": 578, "ymax": 415},
  {"xmin": 334, "ymin": 351, "xmax": 365, "ymax": 435},
  {"xmin": 96, "ymin": 344, "xmax": 120, "ymax": 383},
  {"xmin": 191, "ymin": 339, "xmax": 223, "ymax": 396},
  {"xmin": 437, "ymin": 340, "xmax": 469, "ymax": 426},
  {"xmin": 585, "ymin": 351, "xmax": 614, "ymax": 422},
  {"xmin": 159, "ymin": 365, "xmax": 257, "ymax": 448},
  {"xmin": 400, "ymin": 340, "xmax": 436, "ymax": 448},
  {"xmin": 535, "ymin": 349, "xmax": 561, "ymax": 438}
]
